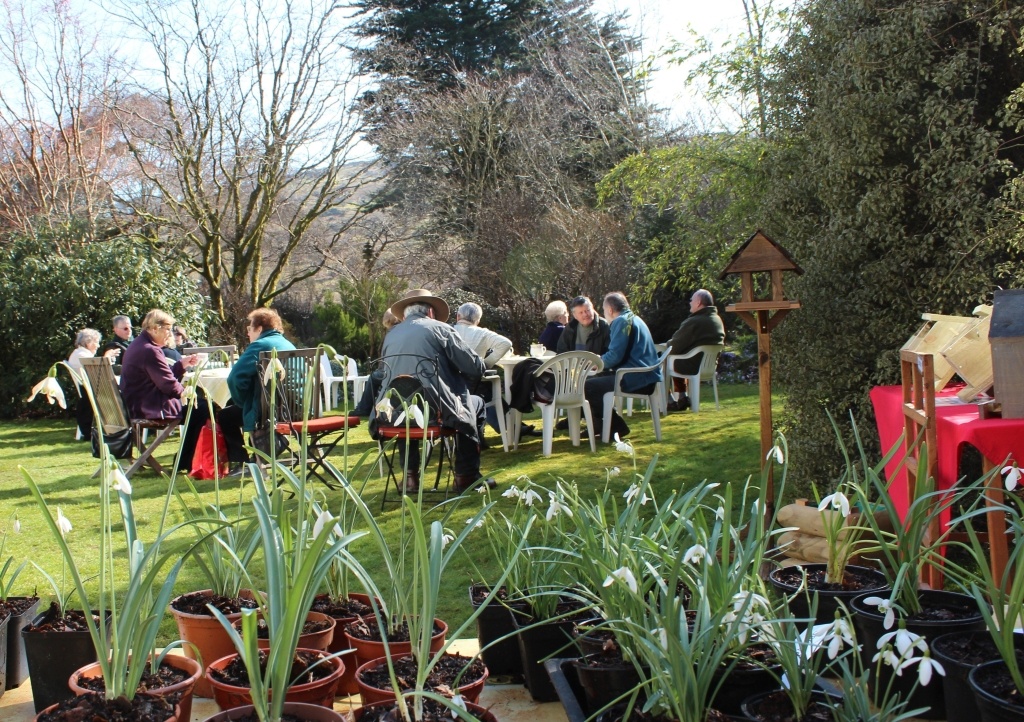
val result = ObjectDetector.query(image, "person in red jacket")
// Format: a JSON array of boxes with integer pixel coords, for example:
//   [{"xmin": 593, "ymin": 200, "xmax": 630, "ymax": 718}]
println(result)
[{"xmin": 120, "ymin": 309, "xmax": 210, "ymax": 470}]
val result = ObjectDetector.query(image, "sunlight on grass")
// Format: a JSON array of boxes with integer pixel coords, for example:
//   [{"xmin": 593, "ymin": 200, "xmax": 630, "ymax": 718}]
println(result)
[{"xmin": 0, "ymin": 384, "xmax": 763, "ymax": 641}]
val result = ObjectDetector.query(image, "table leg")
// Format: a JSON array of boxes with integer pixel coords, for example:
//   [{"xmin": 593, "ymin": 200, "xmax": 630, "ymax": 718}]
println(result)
[{"xmin": 983, "ymin": 457, "xmax": 1011, "ymax": 586}]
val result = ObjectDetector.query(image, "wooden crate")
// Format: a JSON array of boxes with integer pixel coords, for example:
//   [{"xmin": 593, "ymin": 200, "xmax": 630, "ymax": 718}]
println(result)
[
  {"xmin": 902, "ymin": 313, "xmax": 974, "ymax": 390},
  {"xmin": 991, "ymin": 289, "xmax": 1024, "ymax": 418},
  {"xmin": 941, "ymin": 308, "xmax": 993, "ymax": 401}
]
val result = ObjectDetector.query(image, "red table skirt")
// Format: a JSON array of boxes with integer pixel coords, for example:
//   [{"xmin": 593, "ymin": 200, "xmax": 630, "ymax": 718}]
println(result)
[{"xmin": 870, "ymin": 385, "xmax": 1024, "ymax": 523}]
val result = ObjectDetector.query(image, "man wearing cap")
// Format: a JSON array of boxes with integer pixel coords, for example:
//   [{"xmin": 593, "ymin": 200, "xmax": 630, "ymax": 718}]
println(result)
[{"xmin": 376, "ymin": 289, "xmax": 495, "ymax": 493}]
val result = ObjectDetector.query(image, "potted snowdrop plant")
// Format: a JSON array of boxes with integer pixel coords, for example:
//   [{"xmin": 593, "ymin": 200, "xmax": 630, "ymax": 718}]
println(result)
[
  {"xmin": 339, "ymin": 447, "xmax": 534, "ymax": 722},
  {"xmin": 844, "ymin": 425, "xmax": 986, "ymax": 720},
  {"xmin": 203, "ymin": 354, "xmax": 372, "ymax": 722},
  {"xmin": 22, "ymin": 447, "xmax": 200, "ymax": 722},
  {"xmin": 768, "ymin": 423, "xmax": 888, "ymax": 624},
  {"xmin": 0, "ymin": 510, "xmax": 34, "ymax": 692}
]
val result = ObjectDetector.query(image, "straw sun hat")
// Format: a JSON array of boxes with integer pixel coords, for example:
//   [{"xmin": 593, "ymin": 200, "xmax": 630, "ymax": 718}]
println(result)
[{"xmin": 389, "ymin": 289, "xmax": 450, "ymax": 323}]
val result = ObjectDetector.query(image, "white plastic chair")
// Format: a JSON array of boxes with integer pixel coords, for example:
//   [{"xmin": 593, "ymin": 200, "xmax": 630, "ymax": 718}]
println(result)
[
  {"xmin": 483, "ymin": 372, "xmax": 509, "ymax": 452},
  {"xmin": 601, "ymin": 349, "xmax": 670, "ymax": 443},
  {"xmin": 509, "ymin": 351, "xmax": 604, "ymax": 457},
  {"xmin": 320, "ymin": 353, "xmax": 368, "ymax": 410},
  {"xmin": 663, "ymin": 344, "xmax": 724, "ymax": 412}
]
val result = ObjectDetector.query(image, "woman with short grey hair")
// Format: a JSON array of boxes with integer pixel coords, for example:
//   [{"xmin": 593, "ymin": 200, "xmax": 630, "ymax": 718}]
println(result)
[
  {"xmin": 68, "ymin": 328, "xmax": 101, "ymax": 439},
  {"xmin": 539, "ymin": 300, "xmax": 569, "ymax": 351}
]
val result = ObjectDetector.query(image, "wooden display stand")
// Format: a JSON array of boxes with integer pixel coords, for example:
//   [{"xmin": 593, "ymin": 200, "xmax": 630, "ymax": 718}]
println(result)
[
  {"xmin": 902, "ymin": 312, "xmax": 975, "ymax": 390},
  {"xmin": 941, "ymin": 306, "xmax": 994, "ymax": 402},
  {"xmin": 720, "ymin": 230, "xmax": 802, "ymax": 518}
]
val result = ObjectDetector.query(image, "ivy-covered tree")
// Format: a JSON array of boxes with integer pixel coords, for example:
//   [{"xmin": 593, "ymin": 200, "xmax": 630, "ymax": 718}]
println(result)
[{"xmin": 764, "ymin": 0, "xmax": 1024, "ymax": 487}]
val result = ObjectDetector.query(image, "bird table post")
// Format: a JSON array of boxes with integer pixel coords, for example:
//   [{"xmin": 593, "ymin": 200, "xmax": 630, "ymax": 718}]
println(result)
[{"xmin": 719, "ymin": 230, "xmax": 803, "ymax": 520}]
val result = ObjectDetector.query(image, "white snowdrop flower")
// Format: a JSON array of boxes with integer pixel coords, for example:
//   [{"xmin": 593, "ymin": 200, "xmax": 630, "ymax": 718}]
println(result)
[
  {"xmin": 56, "ymin": 507, "xmax": 72, "ymax": 538},
  {"xmin": 878, "ymin": 627, "xmax": 927, "ymax": 657},
  {"xmin": 613, "ymin": 433, "xmax": 634, "ymax": 456},
  {"xmin": 715, "ymin": 506, "xmax": 726, "ymax": 521},
  {"xmin": 603, "ymin": 566, "xmax": 639, "ymax": 594},
  {"xmin": 652, "ymin": 627, "xmax": 669, "ymax": 651},
  {"xmin": 767, "ymin": 444, "xmax": 784, "ymax": 464},
  {"xmin": 607, "ymin": 466, "xmax": 621, "ymax": 478},
  {"xmin": 262, "ymin": 358, "xmax": 285, "ymax": 384},
  {"xmin": 546, "ymin": 493, "xmax": 573, "ymax": 521},
  {"xmin": 110, "ymin": 465, "xmax": 132, "ymax": 496},
  {"xmin": 682, "ymin": 544, "xmax": 709, "ymax": 565},
  {"xmin": 522, "ymin": 489, "xmax": 542, "ymax": 507},
  {"xmin": 901, "ymin": 652, "xmax": 945, "ymax": 687},
  {"xmin": 872, "ymin": 647, "xmax": 902, "ymax": 671},
  {"xmin": 312, "ymin": 510, "xmax": 341, "ymax": 539},
  {"xmin": 1003, "ymin": 464, "xmax": 1022, "ymax": 491},
  {"xmin": 27, "ymin": 375, "xmax": 66, "ymax": 409},
  {"xmin": 623, "ymin": 484, "xmax": 649, "ymax": 505},
  {"xmin": 465, "ymin": 517, "xmax": 484, "ymax": 529},
  {"xmin": 818, "ymin": 491, "xmax": 851, "ymax": 517},
  {"xmin": 408, "ymin": 405, "xmax": 425, "ymax": 428},
  {"xmin": 502, "ymin": 486, "xmax": 522, "ymax": 499},
  {"xmin": 862, "ymin": 596, "xmax": 897, "ymax": 629},
  {"xmin": 476, "ymin": 484, "xmax": 487, "ymax": 494},
  {"xmin": 441, "ymin": 533, "xmax": 455, "ymax": 549},
  {"xmin": 374, "ymin": 398, "xmax": 393, "ymax": 421},
  {"xmin": 450, "ymin": 694, "xmax": 468, "ymax": 718},
  {"xmin": 12, "ymin": 517, "xmax": 21, "ymax": 533},
  {"xmin": 180, "ymin": 384, "xmax": 196, "ymax": 405}
]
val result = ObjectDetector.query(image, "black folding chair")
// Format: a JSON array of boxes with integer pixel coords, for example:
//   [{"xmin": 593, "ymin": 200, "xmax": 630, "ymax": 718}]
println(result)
[{"xmin": 257, "ymin": 348, "xmax": 359, "ymax": 489}]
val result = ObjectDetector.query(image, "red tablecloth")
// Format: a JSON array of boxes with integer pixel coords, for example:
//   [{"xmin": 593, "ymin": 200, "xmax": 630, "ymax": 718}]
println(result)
[{"xmin": 870, "ymin": 385, "xmax": 1024, "ymax": 523}]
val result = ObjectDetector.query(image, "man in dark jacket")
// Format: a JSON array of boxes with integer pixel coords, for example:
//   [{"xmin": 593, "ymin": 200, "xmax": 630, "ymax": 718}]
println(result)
[
  {"xmin": 556, "ymin": 296, "xmax": 611, "ymax": 355},
  {"xmin": 377, "ymin": 289, "xmax": 494, "ymax": 493},
  {"xmin": 667, "ymin": 289, "xmax": 726, "ymax": 410}
]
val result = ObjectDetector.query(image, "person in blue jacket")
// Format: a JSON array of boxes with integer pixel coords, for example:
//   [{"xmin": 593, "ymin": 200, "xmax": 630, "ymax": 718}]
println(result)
[
  {"xmin": 218, "ymin": 308, "xmax": 296, "ymax": 471},
  {"xmin": 584, "ymin": 292, "xmax": 661, "ymax": 440}
]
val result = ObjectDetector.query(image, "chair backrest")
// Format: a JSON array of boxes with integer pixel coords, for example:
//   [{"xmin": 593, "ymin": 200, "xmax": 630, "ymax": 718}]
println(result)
[
  {"xmin": 184, "ymin": 345, "xmax": 237, "ymax": 368},
  {"xmin": 696, "ymin": 344, "xmax": 724, "ymax": 380},
  {"xmin": 343, "ymin": 356, "xmax": 359, "ymax": 379},
  {"xmin": 79, "ymin": 357, "xmax": 130, "ymax": 433},
  {"xmin": 258, "ymin": 348, "xmax": 322, "ymax": 427},
  {"xmin": 536, "ymin": 351, "xmax": 603, "ymax": 405},
  {"xmin": 368, "ymin": 355, "xmax": 445, "ymax": 427}
]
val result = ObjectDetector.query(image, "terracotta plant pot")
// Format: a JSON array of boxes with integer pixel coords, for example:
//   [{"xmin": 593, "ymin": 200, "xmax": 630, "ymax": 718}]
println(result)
[
  {"xmin": 198, "ymin": 701, "xmax": 347, "ymax": 722},
  {"xmin": 353, "ymin": 697, "xmax": 498, "ymax": 722},
  {"xmin": 69, "ymin": 653, "xmax": 202, "ymax": 721},
  {"xmin": 169, "ymin": 590, "xmax": 255, "ymax": 698},
  {"xmin": 33, "ymin": 692, "xmax": 179, "ymax": 722},
  {"xmin": 354, "ymin": 653, "xmax": 489, "ymax": 705},
  {"xmin": 205, "ymin": 648, "xmax": 345, "ymax": 711},
  {"xmin": 344, "ymin": 618, "xmax": 448, "ymax": 669},
  {"xmin": 311, "ymin": 592, "xmax": 377, "ymax": 696},
  {"xmin": 234, "ymin": 611, "xmax": 336, "ymax": 652}
]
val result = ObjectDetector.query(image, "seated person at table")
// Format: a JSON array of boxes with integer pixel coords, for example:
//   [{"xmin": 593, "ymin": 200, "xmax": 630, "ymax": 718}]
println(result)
[
  {"xmin": 218, "ymin": 308, "xmax": 296, "ymax": 471},
  {"xmin": 557, "ymin": 295, "xmax": 610, "ymax": 354},
  {"xmin": 377, "ymin": 289, "xmax": 494, "ymax": 493},
  {"xmin": 120, "ymin": 309, "xmax": 208, "ymax": 469},
  {"xmin": 453, "ymin": 302, "xmax": 536, "ymax": 442},
  {"xmin": 584, "ymin": 292, "xmax": 661, "ymax": 440},
  {"xmin": 100, "ymin": 314, "xmax": 133, "ymax": 372},
  {"xmin": 68, "ymin": 328, "xmax": 101, "ymax": 439},
  {"xmin": 538, "ymin": 300, "xmax": 569, "ymax": 351},
  {"xmin": 173, "ymin": 326, "xmax": 197, "ymax": 349},
  {"xmin": 666, "ymin": 288, "xmax": 725, "ymax": 411}
]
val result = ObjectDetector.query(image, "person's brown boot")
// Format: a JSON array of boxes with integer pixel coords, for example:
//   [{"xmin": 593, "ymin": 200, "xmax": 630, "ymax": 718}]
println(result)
[
  {"xmin": 403, "ymin": 471, "xmax": 420, "ymax": 494},
  {"xmin": 454, "ymin": 474, "xmax": 497, "ymax": 493}
]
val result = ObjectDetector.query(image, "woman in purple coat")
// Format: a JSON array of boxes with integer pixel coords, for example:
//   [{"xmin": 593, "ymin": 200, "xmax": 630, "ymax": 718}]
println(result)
[{"xmin": 120, "ymin": 309, "xmax": 210, "ymax": 471}]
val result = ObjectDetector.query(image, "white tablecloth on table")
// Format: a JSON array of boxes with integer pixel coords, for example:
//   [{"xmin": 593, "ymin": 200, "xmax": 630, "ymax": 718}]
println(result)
[{"xmin": 188, "ymin": 367, "xmax": 232, "ymax": 407}]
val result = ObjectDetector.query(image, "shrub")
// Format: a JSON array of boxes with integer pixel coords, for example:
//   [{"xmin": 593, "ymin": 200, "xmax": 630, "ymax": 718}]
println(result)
[{"xmin": 0, "ymin": 225, "xmax": 209, "ymax": 418}]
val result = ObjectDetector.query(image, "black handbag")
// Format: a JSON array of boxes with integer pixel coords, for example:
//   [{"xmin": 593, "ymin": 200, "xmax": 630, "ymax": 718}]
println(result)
[
  {"xmin": 91, "ymin": 427, "xmax": 134, "ymax": 460},
  {"xmin": 251, "ymin": 426, "xmax": 290, "ymax": 457}
]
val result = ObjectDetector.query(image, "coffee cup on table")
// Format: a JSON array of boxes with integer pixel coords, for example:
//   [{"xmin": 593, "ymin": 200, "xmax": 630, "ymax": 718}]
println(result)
[{"xmin": 530, "ymin": 343, "xmax": 546, "ymax": 358}]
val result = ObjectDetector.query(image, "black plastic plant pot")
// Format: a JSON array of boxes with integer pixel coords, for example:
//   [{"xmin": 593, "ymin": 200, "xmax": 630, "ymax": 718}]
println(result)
[
  {"xmin": 0, "ymin": 611, "xmax": 10, "ymax": 698},
  {"xmin": 512, "ymin": 613, "xmax": 577, "ymax": 702},
  {"xmin": 852, "ymin": 589, "xmax": 986, "ymax": 721},
  {"xmin": 3, "ymin": 596, "xmax": 40, "ymax": 689},
  {"xmin": 572, "ymin": 653, "xmax": 643, "ymax": 714},
  {"xmin": 468, "ymin": 585, "xmax": 527, "ymax": 682},
  {"xmin": 932, "ymin": 630, "xmax": 1021, "ymax": 722},
  {"xmin": 767, "ymin": 564, "xmax": 889, "ymax": 626},
  {"xmin": 739, "ymin": 688, "xmax": 840, "ymax": 721},
  {"xmin": 23, "ymin": 611, "xmax": 104, "ymax": 713},
  {"xmin": 969, "ymin": 660, "xmax": 1024, "ymax": 722},
  {"xmin": 710, "ymin": 656, "xmax": 783, "ymax": 716}
]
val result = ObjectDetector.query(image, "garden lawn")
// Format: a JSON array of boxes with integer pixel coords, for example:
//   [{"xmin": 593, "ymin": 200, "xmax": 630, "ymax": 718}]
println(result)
[{"xmin": 0, "ymin": 383, "xmax": 765, "ymax": 644}]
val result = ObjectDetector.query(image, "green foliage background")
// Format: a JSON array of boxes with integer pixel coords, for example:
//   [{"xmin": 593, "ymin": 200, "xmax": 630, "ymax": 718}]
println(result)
[
  {"xmin": 764, "ymin": 0, "xmax": 1024, "ymax": 488},
  {"xmin": 0, "ymin": 225, "xmax": 209, "ymax": 418}
]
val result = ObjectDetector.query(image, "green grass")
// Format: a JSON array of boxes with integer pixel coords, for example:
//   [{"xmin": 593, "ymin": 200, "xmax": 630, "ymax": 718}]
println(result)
[{"xmin": 0, "ymin": 383, "xmax": 764, "ymax": 643}]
